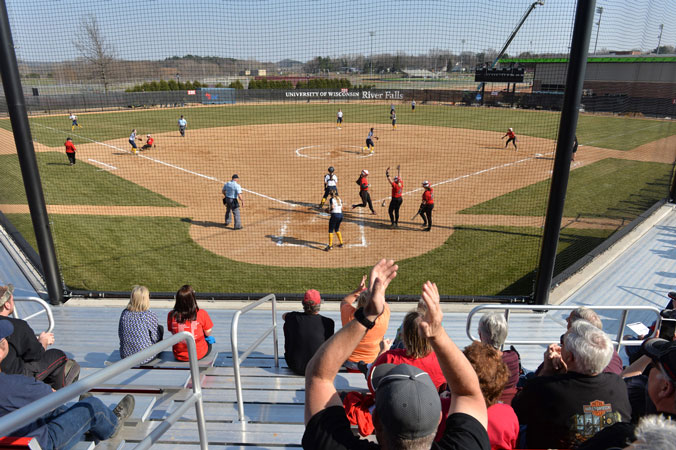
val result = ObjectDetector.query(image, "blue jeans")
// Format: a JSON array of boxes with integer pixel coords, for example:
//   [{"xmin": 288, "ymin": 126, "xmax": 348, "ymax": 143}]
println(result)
[{"xmin": 35, "ymin": 398, "xmax": 118, "ymax": 450}]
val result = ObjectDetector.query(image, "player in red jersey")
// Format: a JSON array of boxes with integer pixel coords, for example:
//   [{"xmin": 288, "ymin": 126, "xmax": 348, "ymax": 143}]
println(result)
[
  {"xmin": 420, "ymin": 181, "xmax": 434, "ymax": 231},
  {"xmin": 64, "ymin": 137, "xmax": 77, "ymax": 166},
  {"xmin": 502, "ymin": 128, "xmax": 517, "ymax": 151},
  {"xmin": 141, "ymin": 134, "xmax": 155, "ymax": 151},
  {"xmin": 351, "ymin": 169, "xmax": 376, "ymax": 214},
  {"xmin": 386, "ymin": 166, "xmax": 403, "ymax": 227}
]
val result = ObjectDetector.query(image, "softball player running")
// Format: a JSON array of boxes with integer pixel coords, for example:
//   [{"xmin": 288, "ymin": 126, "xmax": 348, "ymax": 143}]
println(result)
[
  {"xmin": 129, "ymin": 129, "xmax": 142, "ymax": 155},
  {"xmin": 351, "ymin": 169, "xmax": 375, "ymax": 214}
]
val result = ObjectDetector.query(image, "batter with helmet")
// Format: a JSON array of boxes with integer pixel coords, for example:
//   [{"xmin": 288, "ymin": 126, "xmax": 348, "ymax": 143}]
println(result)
[
  {"xmin": 386, "ymin": 166, "xmax": 403, "ymax": 227},
  {"xmin": 502, "ymin": 127, "xmax": 517, "ymax": 150},
  {"xmin": 351, "ymin": 169, "xmax": 376, "ymax": 214},
  {"xmin": 319, "ymin": 166, "xmax": 338, "ymax": 209},
  {"xmin": 419, "ymin": 180, "xmax": 434, "ymax": 231}
]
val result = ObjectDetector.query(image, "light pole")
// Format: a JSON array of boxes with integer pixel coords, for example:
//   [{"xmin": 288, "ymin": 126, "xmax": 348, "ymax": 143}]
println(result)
[
  {"xmin": 593, "ymin": 6, "xmax": 603, "ymax": 55},
  {"xmin": 657, "ymin": 24, "xmax": 664, "ymax": 54},
  {"xmin": 369, "ymin": 31, "xmax": 375, "ymax": 78}
]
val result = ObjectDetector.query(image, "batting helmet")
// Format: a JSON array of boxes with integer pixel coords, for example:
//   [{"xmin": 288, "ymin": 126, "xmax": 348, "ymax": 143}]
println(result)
[
  {"xmin": 509, "ymin": 128, "xmax": 513, "ymax": 132},
  {"xmin": 328, "ymin": 166, "xmax": 334, "ymax": 173},
  {"xmin": 422, "ymin": 180, "xmax": 430, "ymax": 187},
  {"xmin": 394, "ymin": 176, "xmax": 399, "ymax": 182},
  {"xmin": 362, "ymin": 169, "xmax": 369, "ymax": 176},
  {"xmin": 147, "ymin": 134, "xmax": 151, "ymax": 137}
]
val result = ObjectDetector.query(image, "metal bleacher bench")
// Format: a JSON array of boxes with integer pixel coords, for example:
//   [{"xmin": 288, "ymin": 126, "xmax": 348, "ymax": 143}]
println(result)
[{"xmin": 104, "ymin": 350, "xmax": 216, "ymax": 369}]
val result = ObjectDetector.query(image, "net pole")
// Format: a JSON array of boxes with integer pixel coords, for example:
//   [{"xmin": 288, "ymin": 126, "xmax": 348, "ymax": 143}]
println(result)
[
  {"xmin": 533, "ymin": 0, "xmax": 596, "ymax": 305},
  {"xmin": 0, "ymin": 0, "xmax": 64, "ymax": 304}
]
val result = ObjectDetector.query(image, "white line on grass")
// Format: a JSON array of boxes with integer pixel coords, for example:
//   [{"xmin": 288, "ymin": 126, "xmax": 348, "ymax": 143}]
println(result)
[
  {"xmin": 375, "ymin": 151, "xmax": 554, "ymax": 204},
  {"xmin": 34, "ymin": 123, "xmax": 295, "ymax": 207},
  {"xmin": 87, "ymin": 159, "xmax": 117, "ymax": 170}
]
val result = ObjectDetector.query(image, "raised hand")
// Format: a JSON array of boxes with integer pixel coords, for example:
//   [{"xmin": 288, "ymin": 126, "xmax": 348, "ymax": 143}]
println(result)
[
  {"xmin": 418, "ymin": 281, "xmax": 443, "ymax": 339},
  {"xmin": 363, "ymin": 259, "xmax": 398, "ymax": 319}
]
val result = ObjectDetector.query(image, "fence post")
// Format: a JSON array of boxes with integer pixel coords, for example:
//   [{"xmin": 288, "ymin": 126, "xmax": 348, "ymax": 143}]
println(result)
[{"xmin": 533, "ymin": 0, "xmax": 597, "ymax": 305}]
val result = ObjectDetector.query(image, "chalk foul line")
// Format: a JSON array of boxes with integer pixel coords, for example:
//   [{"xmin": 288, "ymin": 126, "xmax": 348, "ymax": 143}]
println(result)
[{"xmin": 33, "ymin": 123, "xmax": 295, "ymax": 207}]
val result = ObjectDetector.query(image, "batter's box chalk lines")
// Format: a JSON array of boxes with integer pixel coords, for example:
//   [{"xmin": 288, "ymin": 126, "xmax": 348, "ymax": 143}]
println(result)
[
  {"xmin": 273, "ymin": 214, "xmax": 311, "ymax": 247},
  {"xmin": 35, "ymin": 123, "xmax": 295, "ymax": 207},
  {"xmin": 374, "ymin": 151, "xmax": 554, "ymax": 204},
  {"xmin": 87, "ymin": 159, "xmax": 117, "ymax": 170}
]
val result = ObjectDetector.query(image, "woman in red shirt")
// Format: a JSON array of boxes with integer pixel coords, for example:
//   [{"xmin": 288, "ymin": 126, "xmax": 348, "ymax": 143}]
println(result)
[
  {"xmin": 386, "ymin": 167, "xmax": 403, "ymax": 228},
  {"xmin": 167, "ymin": 285, "xmax": 214, "ymax": 361},
  {"xmin": 420, "ymin": 180, "xmax": 434, "ymax": 232}
]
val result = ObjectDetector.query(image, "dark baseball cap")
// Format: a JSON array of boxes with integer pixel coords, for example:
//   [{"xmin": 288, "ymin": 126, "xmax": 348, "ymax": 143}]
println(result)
[
  {"xmin": 232, "ymin": 174, "xmax": 239, "ymax": 179},
  {"xmin": 642, "ymin": 338, "xmax": 676, "ymax": 382},
  {"xmin": 0, "ymin": 320, "xmax": 13, "ymax": 341},
  {"xmin": 370, "ymin": 363, "xmax": 441, "ymax": 439},
  {"xmin": 0, "ymin": 284, "xmax": 14, "ymax": 304}
]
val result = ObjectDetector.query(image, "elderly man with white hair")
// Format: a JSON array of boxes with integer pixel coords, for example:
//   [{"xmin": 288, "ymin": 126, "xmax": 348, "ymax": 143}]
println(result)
[
  {"xmin": 478, "ymin": 312, "xmax": 521, "ymax": 404},
  {"xmin": 512, "ymin": 320, "xmax": 631, "ymax": 449}
]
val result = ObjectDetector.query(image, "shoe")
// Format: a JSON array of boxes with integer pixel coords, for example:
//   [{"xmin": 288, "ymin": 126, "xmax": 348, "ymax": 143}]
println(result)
[
  {"xmin": 234, "ymin": 227, "xmax": 243, "ymax": 230},
  {"xmin": 110, "ymin": 394, "xmax": 135, "ymax": 438},
  {"xmin": 337, "ymin": 243, "xmax": 343, "ymax": 248},
  {"xmin": 357, "ymin": 361, "xmax": 369, "ymax": 375},
  {"xmin": 394, "ymin": 223, "xmax": 399, "ymax": 228},
  {"xmin": 669, "ymin": 292, "xmax": 676, "ymax": 301},
  {"xmin": 64, "ymin": 359, "xmax": 80, "ymax": 386},
  {"xmin": 423, "ymin": 228, "xmax": 431, "ymax": 232},
  {"xmin": 371, "ymin": 211, "xmax": 377, "ymax": 215},
  {"xmin": 78, "ymin": 392, "xmax": 93, "ymax": 402},
  {"xmin": 324, "ymin": 245, "xmax": 332, "ymax": 251}
]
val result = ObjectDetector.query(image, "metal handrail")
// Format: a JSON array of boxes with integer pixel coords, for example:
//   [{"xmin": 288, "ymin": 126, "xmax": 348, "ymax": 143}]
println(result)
[
  {"xmin": 466, "ymin": 304, "xmax": 663, "ymax": 354},
  {"xmin": 12, "ymin": 295, "xmax": 54, "ymax": 334},
  {"xmin": 0, "ymin": 331, "xmax": 208, "ymax": 450},
  {"xmin": 230, "ymin": 294, "xmax": 279, "ymax": 423}
]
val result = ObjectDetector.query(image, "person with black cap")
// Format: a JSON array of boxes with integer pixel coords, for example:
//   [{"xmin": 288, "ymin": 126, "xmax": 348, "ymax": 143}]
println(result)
[
  {"xmin": 578, "ymin": 337, "xmax": 676, "ymax": 449},
  {"xmin": 0, "ymin": 284, "xmax": 80, "ymax": 390},
  {"xmin": 302, "ymin": 259, "xmax": 489, "ymax": 449},
  {"xmin": 222, "ymin": 174, "xmax": 244, "ymax": 229},
  {"xmin": 282, "ymin": 289, "xmax": 334, "ymax": 375},
  {"xmin": 0, "ymin": 320, "xmax": 135, "ymax": 449}
]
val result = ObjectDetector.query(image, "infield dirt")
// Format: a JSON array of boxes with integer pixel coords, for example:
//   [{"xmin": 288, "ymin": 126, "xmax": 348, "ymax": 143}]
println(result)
[{"xmin": 1, "ymin": 123, "xmax": 673, "ymax": 268}]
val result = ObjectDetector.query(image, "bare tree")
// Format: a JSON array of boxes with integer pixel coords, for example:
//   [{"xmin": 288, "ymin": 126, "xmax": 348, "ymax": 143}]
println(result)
[{"xmin": 73, "ymin": 15, "xmax": 115, "ymax": 92}]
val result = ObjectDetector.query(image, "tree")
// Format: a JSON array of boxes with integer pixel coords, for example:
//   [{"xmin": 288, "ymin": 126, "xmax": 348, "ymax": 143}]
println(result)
[{"xmin": 73, "ymin": 15, "xmax": 115, "ymax": 92}]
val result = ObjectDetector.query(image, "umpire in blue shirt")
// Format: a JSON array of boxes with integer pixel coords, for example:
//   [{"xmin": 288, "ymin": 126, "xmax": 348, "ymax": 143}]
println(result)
[{"xmin": 222, "ymin": 174, "xmax": 244, "ymax": 229}]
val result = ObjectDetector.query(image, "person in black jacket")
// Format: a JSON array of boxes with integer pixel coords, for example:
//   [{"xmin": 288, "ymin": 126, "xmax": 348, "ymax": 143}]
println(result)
[
  {"xmin": 0, "ymin": 284, "xmax": 80, "ymax": 389},
  {"xmin": 283, "ymin": 289, "xmax": 334, "ymax": 375}
]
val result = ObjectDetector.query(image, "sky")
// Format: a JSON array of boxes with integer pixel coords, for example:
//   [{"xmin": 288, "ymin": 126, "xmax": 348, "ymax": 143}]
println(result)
[{"xmin": 5, "ymin": 0, "xmax": 676, "ymax": 63}]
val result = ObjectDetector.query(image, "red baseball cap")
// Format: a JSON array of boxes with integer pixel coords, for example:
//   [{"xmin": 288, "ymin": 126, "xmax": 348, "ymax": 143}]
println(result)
[{"xmin": 303, "ymin": 289, "xmax": 321, "ymax": 305}]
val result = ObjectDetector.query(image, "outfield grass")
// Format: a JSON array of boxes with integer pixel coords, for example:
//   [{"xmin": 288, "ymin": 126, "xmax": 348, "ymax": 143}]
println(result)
[
  {"xmin": 0, "ymin": 104, "xmax": 673, "ymax": 151},
  {"xmin": 0, "ymin": 152, "xmax": 181, "ymax": 207},
  {"xmin": 461, "ymin": 159, "xmax": 673, "ymax": 220},
  {"xmin": 6, "ymin": 213, "xmax": 612, "ymax": 295}
]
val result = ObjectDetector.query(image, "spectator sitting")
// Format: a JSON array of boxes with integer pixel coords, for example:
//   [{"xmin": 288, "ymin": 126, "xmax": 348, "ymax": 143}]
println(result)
[
  {"xmin": 0, "ymin": 284, "xmax": 80, "ymax": 390},
  {"xmin": 478, "ymin": 312, "xmax": 521, "ymax": 404},
  {"xmin": 368, "ymin": 308, "xmax": 445, "ymax": 389},
  {"xmin": 340, "ymin": 274, "xmax": 390, "ymax": 371},
  {"xmin": 534, "ymin": 306, "xmax": 623, "ymax": 376},
  {"xmin": 623, "ymin": 415, "xmax": 676, "ymax": 450},
  {"xmin": 0, "ymin": 320, "xmax": 135, "ymax": 449},
  {"xmin": 118, "ymin": 285, "xmax": 164, "ymax": 364},
  {"xmin": 579, "ymin": 337, "xmax": 676, "ymax": 449},
  {"xmin": 512, "ymin": 320, "xmax": 631, "ymax": 449},
  {"xmin": 302, "ymin": 259, "xmax": 489, "ymax": 449},
  {"xmin": 167, "ymin": 285, "xmax": 214, "ymax": 361},
  {"xmin": 283, "ymin": 289, "xmax": 334, "ymax": 375},
  {"xmin": 463, "ymin": 341, "xmax": 519, "ymax": 450}
]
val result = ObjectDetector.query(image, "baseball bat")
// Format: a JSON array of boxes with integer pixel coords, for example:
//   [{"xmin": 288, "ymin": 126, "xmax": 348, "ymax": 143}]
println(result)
[
  {"xmin": 411, "ymin": 209, "xmax": 422, "ymax": 220},
  {"xmin": 397, "ymin": 164, "xmax": 400, "ymax": 177}
]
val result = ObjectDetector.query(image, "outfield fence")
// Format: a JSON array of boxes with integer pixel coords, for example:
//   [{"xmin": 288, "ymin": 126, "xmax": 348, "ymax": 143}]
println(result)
[{"xmin": 0, "ymin": 0, "xmax": 674, "ymax": 301}]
